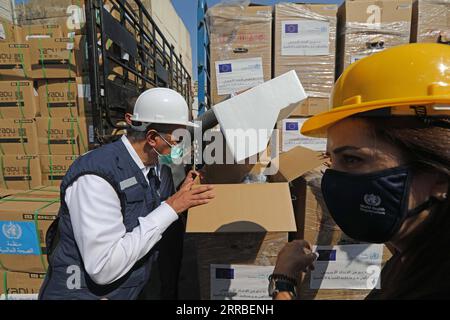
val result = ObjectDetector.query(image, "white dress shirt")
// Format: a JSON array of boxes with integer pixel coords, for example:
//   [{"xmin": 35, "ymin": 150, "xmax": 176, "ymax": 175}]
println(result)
[{"xmin": 65, "ymin": 135, "xmax": 178, "ymax": 285}]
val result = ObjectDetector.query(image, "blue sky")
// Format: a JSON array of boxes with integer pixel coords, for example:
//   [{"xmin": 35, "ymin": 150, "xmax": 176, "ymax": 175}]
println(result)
[{"xmin": 172, "ymin": 0, "xmax": 343, "ymax": 80}]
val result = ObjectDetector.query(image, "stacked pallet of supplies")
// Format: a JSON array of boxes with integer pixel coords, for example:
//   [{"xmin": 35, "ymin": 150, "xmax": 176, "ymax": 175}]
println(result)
[
  {"xmin": 273, "ymin": 3, "xmax": 337, "ymax": 155},
  {"xmin": 0, "ymin": 17, "xmax": 91, "ymax": 190},
  {"xmin": 208, "ymin": 4, "xmax": 273, "ymax": 105},
  {"xmin": 274, "ymin": 3, "xmax": 338, "ymax": 117},
  {"xmin": 336, "ymin": 0, "xmax": 413, "ymax": 77},
  {"xmin": 0, "ymin": 186, "xmax": 60, "ymax": 300}
]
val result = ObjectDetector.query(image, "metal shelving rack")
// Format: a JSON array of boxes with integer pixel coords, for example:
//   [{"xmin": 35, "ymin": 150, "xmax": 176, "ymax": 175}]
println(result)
[
  {"xmin": 197, "ymin": 0, "xmax": 211, "ymax": 116},
  {"xmin": 85, "ymin": 0, "xmax": 193, "ymax": 145}
]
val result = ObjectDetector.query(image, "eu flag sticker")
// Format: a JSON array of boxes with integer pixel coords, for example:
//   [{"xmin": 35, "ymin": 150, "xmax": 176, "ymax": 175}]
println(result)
[
  {"xmin": 285, "ymin": 122, "xmax": 299, "ymax": 131},
  {"xmin": 0, "ymin": 221, "xmax": 40, "ymax": 255},
  {"xmin": 285, "ymin": 24, "xmax": 298, "ymax": 34},
  {"xmin": 216, "ymin": 268, "xmax": 235, "ymax": 280},
  {"xmin": 219, "ymin": 64, "xmax": 232, "ymax": 73},
  {"xmin": 316, "ymin": 249, "xmax": 337, "ymax": 261}
]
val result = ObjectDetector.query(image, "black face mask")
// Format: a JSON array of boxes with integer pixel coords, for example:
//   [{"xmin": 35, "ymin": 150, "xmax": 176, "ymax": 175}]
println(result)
[{"xmin": 321, "ymin": 166, "xmax": 437, "ymax": 243}]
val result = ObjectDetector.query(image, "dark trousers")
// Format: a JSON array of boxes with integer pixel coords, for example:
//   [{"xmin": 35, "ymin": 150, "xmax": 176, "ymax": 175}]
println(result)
[{"xmin": 138, "ymin": 217, "xmax": 185, "ymax": 300}]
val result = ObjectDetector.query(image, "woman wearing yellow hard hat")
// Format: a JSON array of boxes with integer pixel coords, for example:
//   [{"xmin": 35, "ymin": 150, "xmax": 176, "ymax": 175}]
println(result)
[{"xmin": 269, "ymin": 43, "xmax": 450, "ymax": 300}]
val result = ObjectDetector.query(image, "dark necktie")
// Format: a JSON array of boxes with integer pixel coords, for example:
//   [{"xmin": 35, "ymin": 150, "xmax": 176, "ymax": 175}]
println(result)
[{"xmin": 147, "ymin": 167, "xmax": 161, "ymax": 199}]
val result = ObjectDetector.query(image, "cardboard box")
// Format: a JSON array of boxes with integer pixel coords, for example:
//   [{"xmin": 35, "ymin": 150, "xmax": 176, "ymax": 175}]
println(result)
[
  {"xmin": 0, "ymin": 270, "xmax": 45, "ymax": 299},
  {"xmin": 208, "ymin": 5, "xmax": 273, "ymax": 104},
  {"xmin": 290, "ymin": 168, "xmax": 393, "ymax": 300},
  {"xmin": 211, "ymin": 70, "xmax": 307, "ymax": 163},
  {"xmin": 0, "ymin": 155, "xmax": 42, "ymax": 190},
  {"xmin": 180, "ymin": 147, "xmax": 324, "ymax": 300},
  {"xmin": 187, "ymin": 146, "xmax": 323, "ymax": 233},
  {"xmin": 0, "ymin": 196, "xmax": 60, "ymax": 273},
  {"xmin": 0, "ymin": 43, "xmax": 32, "ymax": 79},
  {"xmin": 29, "ymin": 36, "xmax": 84, "ymax": 79},
  {"xmin": 274, "ymin": 3, "xmax": 337, "ymax": 116},
  {"xmin": 40, "ymin": 155, "xmax": 78, "ymax": 186},
  {"xmin": 36, "ymin": 117, "xmax": 90, "ymax": 155},
  {"xmin": 0, "ymin": 80, "xmax": 39, "ymax": 118},
  {"xmin": 0, "ymin": 118, "xmax": 39, "ymax": 155},
  {"xmin": 37, "ymin": 77, "xmax": 91, "ymax": 117},
  {"xmin": 411, "ymin": 0, "xmax": 450, "ymax": 43},
  {"xmin": 290, "ymin": 97, "xmax": 330, "ymax": 117},
  {"xmin": 180, "ymin": 232, "xmax": 288, "ymax": 300},
  {"xmin": 336, "ymin": 0, "xmax": 413, "ymax": 77}
]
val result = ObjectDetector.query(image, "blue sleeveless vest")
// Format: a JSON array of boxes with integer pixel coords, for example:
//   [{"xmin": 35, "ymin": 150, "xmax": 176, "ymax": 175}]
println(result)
[{"xmin": 39, "ymin": 139, "xmax": 164, "ymax": 300}]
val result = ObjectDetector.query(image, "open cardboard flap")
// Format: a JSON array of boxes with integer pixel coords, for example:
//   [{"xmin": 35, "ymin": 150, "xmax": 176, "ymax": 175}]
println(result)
[
  {"xmin": 212, "ymin": 70, "xmax": 307, "ymax": 163},
  {"xmin": 187, "ymin": 146, "xmax": 324, "ymax": 233}
]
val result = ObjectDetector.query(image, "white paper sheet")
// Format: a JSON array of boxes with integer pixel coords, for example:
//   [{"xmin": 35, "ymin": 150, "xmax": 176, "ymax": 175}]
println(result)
[
  {"xmin": 215, "ymin": 57, "xmax": 264, "ymax": 96},
  {"xmin": 210, "ymin": 264, "xmax": 274, "ymax": 300},
  {"xmin": 310, "ymin": 244, "xmax": 384, "ymax": 290},
  {"xmin": 282, "ymin": 20, "xmax": 330, "ymax": 56},
  {"xmin": 282, "ymin": 118, "xmax": 327, "ymax": 152}
]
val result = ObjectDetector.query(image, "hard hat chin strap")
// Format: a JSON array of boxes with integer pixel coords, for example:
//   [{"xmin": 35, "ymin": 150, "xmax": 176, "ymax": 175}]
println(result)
[{"xmin": 130, "ymin": 121, "xmax": 151, "ymax": 132}]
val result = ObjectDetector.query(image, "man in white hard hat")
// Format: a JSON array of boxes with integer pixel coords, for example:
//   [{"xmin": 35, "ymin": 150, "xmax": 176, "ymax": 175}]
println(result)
[{"xmin": 39, "ymin": 88, "xmax": 214, "ymax": 300}]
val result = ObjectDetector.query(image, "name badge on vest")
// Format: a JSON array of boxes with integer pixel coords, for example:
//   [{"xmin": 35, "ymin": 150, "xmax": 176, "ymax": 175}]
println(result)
[{"xmin": 120, "ymin": 177, "xmax": 138, "ymax": 191}]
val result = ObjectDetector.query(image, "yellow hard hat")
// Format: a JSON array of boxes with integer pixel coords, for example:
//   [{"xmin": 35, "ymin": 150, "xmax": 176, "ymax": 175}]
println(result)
[{"xmin": 301, "ymin": 43, "xmax": 450, "ymax": 137}]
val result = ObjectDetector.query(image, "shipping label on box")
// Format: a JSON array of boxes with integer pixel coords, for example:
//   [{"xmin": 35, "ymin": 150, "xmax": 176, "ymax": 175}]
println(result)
[
  {"xmin": 0, "ymin": 220, "xmax": 41, "ymax": 255},
  {"xmin": 210, "ymin": 264, "xmax": 273, "ymax": 300},
  {"xmin": 282, "ymin": 20, "xmax": 330, "ymax": 56},
  {"xmin": 0, "ymin": 155, "xmax": 42, "ymax": 190},
  {"xmin": 310, "ymin": 244, "xmax": 384, "ymax": 290},
  {"xmin": 0, "ymin": 118, "xmax": 39, "ymax": 155},
  {"xmin": 0, "ymin": 197, "xmax": 59, "ymax": 273},
  {"xmin": 0, "ymin": 81, "xmax": 39, "ymax": 118},
  {"xmin": 215, "ymin": 58, "xmax": 265, "ymax": 96},
  {"xmin": 282, "ymin": 118, "xmax": 327, "ymax": 152}
]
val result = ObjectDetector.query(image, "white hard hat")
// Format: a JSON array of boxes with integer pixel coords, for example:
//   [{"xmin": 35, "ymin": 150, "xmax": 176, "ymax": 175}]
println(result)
[{"xmin": 130, "ymin": 88, "xmax": 198, "ymax": 130}]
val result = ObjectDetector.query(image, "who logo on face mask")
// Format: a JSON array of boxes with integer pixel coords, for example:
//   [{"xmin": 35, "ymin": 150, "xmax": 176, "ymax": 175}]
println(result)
[
  {"xmin": 364, "ymin": 194, "xmax": 382, "ymax": 207},
  {"xmin": 361, "ymin": 194, "xmax": 386, "ymax": 215}
]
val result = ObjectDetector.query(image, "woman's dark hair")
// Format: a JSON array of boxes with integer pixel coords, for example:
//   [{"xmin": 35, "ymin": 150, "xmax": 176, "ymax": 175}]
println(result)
[{"xmin": 365, "ymin": 117, "xmax": 450, "ymax": 299}]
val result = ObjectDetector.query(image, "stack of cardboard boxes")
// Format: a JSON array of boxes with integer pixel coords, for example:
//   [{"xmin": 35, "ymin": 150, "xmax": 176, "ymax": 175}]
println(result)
[
  {"xmin": 273, "ymin": 3, "xmax": 337, "ymax": 155},
  {"xmin": 0, "ymin": 19, "xmax": 91, "ymax": 191},
  {"xmin": 0, "ymin": 18, "xmax": 89, "ymax": 299}
]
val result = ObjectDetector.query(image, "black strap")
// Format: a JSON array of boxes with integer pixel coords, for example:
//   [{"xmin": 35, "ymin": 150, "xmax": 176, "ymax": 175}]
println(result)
[{"xmin": 406, "ymin": 197, "xmax": 438, "ymax": 218}]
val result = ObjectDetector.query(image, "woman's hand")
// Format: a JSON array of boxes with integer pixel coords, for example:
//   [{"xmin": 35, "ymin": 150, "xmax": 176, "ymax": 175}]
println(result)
[{"xmin": 273, "ymin": 240, "xmax": 319, "ymax": 280}]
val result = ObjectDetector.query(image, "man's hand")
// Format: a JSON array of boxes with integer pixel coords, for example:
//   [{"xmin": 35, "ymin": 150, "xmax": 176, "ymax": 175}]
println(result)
[
  {"xmin": 179, "ymin": 170, "xmax": 201, "ymax": 190},
  {"xmin": 273, "ymin": 240, "xmax": 319, "ymax": 280},
  {"xmin": 166, "ymin": 180, "xmax": 214, "ymax": 214}
]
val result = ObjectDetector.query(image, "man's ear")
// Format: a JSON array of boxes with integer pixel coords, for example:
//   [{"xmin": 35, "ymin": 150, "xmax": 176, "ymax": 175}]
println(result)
[
  {"xmin": 431, "ymin": 174, "xmax": 449, "ymax": 202},
  {"xmin": 146, "ymin": 130, "xmax": 159, "ymax": 148},
  {"xmin": 125, "ymin": 113, "xmax": 133, "ymax": 126}
]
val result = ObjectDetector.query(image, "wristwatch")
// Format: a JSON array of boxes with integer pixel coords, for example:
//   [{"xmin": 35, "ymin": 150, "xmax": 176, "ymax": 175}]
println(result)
[{"xmin": 268, "ymin": 274, "xmax": 298, "ymax": 299}]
